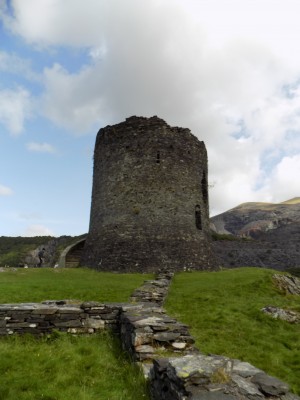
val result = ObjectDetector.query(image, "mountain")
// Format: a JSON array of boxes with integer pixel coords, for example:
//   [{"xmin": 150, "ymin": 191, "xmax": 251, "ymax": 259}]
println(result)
[
  {"xmin": 210, "ymin": 197, "xmax": 300, "ymax": 238},
  {"xmin": 210, "ymin": 198, "xmax": 300, "ymax": 273}
]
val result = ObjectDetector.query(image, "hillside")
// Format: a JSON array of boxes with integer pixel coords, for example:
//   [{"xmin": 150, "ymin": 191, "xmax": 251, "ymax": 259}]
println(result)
[
  {"xmin": 210, "ymin": 197, "xmax": 300, "ymax": 237},
  {"xmin": 1, "ymin": 197, "xmax": 299, "ymax": 273},
  {"xmin": 211, "ymin": 198, "xmax": 300, "ymax": 273},
  {"xmin": 0, "ymin": 235, "xmax": 85, "ymax": 268}
]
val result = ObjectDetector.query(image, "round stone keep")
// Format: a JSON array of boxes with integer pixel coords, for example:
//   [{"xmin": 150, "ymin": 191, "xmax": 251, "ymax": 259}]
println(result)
[{"xmin": 82, "ymin": 116, "xmax": 214, "ymax": 272}]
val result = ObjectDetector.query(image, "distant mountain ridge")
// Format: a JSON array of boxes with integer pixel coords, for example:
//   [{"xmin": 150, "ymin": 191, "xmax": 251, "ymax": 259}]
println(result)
[
  {"xmin": 281, "ymin": 197, "xmax": 300, "ymax": 204},
  {"xmin": 210, "ymin": 197, "xmax": 300, "ymax": 272},
  {"xmin": 211, "ymin": 197, "xmax": 300, "ymax": 238}
]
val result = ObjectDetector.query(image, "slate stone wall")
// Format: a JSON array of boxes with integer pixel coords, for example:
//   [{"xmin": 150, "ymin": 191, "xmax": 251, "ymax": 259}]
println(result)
[
  {"xmin": 0, "ymin": 301, "xmax": 121, "ymax": 336},
  {"xmin": 0, "ymin": 271, "xmax": 298, "ymax": 399},
  {"xmin": 150, "ymin": 355, "xmax": 299, "ymax": 400},
  {"xmin": 82, "ymin": 116, "xmax": 214, "ymax": 272}
]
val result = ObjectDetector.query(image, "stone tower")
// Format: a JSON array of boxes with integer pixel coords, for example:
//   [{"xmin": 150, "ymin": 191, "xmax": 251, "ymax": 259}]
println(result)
[{"xmin": 81, "ymin": 116, "xmax": 214, "ymax": 272}]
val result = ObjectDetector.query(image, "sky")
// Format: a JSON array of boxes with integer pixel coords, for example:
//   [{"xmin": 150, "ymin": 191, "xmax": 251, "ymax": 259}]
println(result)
[{"xmin": 0, "ymin": 0, "xmax": 300, "ymax": 237}]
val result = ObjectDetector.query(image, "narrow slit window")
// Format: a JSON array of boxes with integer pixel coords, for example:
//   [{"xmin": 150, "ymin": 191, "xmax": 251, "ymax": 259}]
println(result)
[
  {"xmin": 201, "ymin": 172, "xmax": 208, "ymax": 205},
  {"xmin": 156, "ymin": 151, "xmax": 160, "ymax": 164},
  {"xmin": 195, "ymin": 205, "xmax": 202, "ymax": 230}
]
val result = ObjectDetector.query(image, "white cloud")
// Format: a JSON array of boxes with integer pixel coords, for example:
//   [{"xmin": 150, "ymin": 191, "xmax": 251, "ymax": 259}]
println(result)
[
  {"xmin": 42, "ymin": 63, "xmax": 108, "ymax": 133},
  {"xmin": 17, "ymin": 212, "xmax": 41, "ymax": 220},
  {"xmin": 0, "ymin": 50, "xmax": 40, "ymax": 81},
  {"xmin": 38, "ymin": 0, "xmax": 300, "ymax": 213},
  {"xmin": 0, "ymin": 184, "xmax": 13, "ymax": 196},
  {"xmin": 23, "ymin": 224, "xmax": 55, "ymax": 237},
  {"xmin": 0, "ymin": 87, "xmax": 31, "ymax": 135},
  {"xmin": 26, "ymin": 141, "xmax": 56, "ymax": 153},
  {"xmin": 265, "ymin": 155, "xmax": 300, "ymax": 202},
  {"xmin": 0, "ymin": 0, "xmax": 108, "ymax": 47},
  {"xmin": 2, "ymin": 0, "xmax": 300, "ymax": 214}
]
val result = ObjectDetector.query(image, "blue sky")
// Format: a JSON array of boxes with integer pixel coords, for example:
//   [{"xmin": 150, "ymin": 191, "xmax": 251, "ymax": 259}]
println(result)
[{"xmin": 0, "ymin": 0, "xmax": 300, "ymax": 237}]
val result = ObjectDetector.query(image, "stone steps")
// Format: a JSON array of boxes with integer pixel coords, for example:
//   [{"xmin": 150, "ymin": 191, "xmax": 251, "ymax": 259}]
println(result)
[{"xmin": 65, "ymin": 248, "xmax": 84, "ymax": 268}]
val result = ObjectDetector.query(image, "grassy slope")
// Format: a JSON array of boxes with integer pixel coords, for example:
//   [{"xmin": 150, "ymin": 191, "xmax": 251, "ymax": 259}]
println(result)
[
  {"xmin": 0, "ymin": 268, "xmax": 152, "ymax": 303},
  {"xmin": 281, "ymin": 197, "xmax": 300, "ymax": 204},
  {"xmin": 165, "ymin": 268, "xmax": 300, "ymax": 395}
]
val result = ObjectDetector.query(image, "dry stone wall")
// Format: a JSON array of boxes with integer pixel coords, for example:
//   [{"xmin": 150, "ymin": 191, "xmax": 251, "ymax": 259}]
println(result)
[
  {"xmin": 0, "ymin": 271, "xmax": 298, "ymax": 400},
  {"xmin": 150, "ymin": 355, "xmax": 298, "ymax": 400},
  {"xmin": 0, "ymin": 301, "xmax": 122, "ymax": 336}
]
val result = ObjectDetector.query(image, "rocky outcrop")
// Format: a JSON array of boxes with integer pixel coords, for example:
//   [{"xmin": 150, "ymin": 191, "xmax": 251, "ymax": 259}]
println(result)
[
  {"xmin": 262, "ymin": 306, "xmax": 300, "ymax": 324},
  {"xmin": 272, "ymin": 274, "xmax": 300, "ymax": 295},
  {"xmin": 210, "ymin": 198, "xmax": 300, "ymax": 238},
  {"xmin": 260, "ymin": 274, "xmax": 300, "ymax": 324}
]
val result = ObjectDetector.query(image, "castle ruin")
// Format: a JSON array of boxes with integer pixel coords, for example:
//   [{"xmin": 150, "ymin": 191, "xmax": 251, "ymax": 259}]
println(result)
[{"xmin": 81, "ymin": 116, "xmax": 214, "ymax": 272}]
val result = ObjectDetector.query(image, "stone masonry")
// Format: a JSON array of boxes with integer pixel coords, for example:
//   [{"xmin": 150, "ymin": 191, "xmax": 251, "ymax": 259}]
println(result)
[
  {"xmin": 81, "ymin": 116, "xmax": 215, "ymax": 272},
  {"xmin": 0, "ymin": 271, "xmax": 298, "ymax": 399},
  {"xmin": 0, "ymin": 300, "xmax": 122, "ymax": 335}
]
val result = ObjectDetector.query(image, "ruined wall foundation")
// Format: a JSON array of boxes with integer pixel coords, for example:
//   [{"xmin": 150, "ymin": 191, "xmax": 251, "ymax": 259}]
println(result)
[{"xmin": 0, "ymin": 271, "xmax": 298, "ymax": 400}]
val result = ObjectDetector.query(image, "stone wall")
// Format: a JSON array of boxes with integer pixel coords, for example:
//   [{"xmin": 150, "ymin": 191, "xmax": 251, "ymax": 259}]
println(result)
[
  {"xmin": 150, "ymin": 355, "xmax": 297, "ymax": 400},
  {"xmin": 0, "ymin": 300, "xmax": 122, "ymax": 336},
  {"xmin": 0, "ymin": 271, "xmax": 298, "ymax": 399},
  {"xmin": 82, "ymin": 116, "xmax": 214, "ymax": 272}
]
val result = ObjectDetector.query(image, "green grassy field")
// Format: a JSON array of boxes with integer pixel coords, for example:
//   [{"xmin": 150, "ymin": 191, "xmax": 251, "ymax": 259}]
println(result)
[
  {"xmin": 1, "ymin": 267, "xmax": 299, "ymax": 396},
  {"xmin": 165, "ymin": 267, "xmax": 300, "ymax": 395},
  {"xmin": 0, "ymin": 267, "xmax": 152, "ymax": 303},
  {"xmin": 0, "ymin": 332, "xmax": 149, "ymax": 400},
  {"xmin": 0, "ymin": 268, "xmax": 152, "ymax": 400}
]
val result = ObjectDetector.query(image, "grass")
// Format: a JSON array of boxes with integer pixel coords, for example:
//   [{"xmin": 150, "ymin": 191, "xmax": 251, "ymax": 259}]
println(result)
[
  {"xmin": 0, "ymin": 268, "xmax": 152, "ymax": 399},
  {"xmin": 1, "ymin": 266, "xmax": 299, "ymax": 396},
  {"xmin": 165, "ymin": 267, "xmax": 300, "ymax": 395},
  {"xmin": 0, "ymin": 267, "xmax": 152, "ymax": 303},
  {"xmin": 0, "ymin": 331, "xmax": 149, "ymax": 400}
]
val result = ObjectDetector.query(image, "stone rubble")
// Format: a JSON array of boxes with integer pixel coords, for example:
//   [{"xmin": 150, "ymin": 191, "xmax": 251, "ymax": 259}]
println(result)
[
  {"xmin": 260, "ymin": 274, "xmax": 300, "ymax": 324},
  {"xmin": 261, "ymin": 306, "xmax": 300, "ymax": 324}
]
